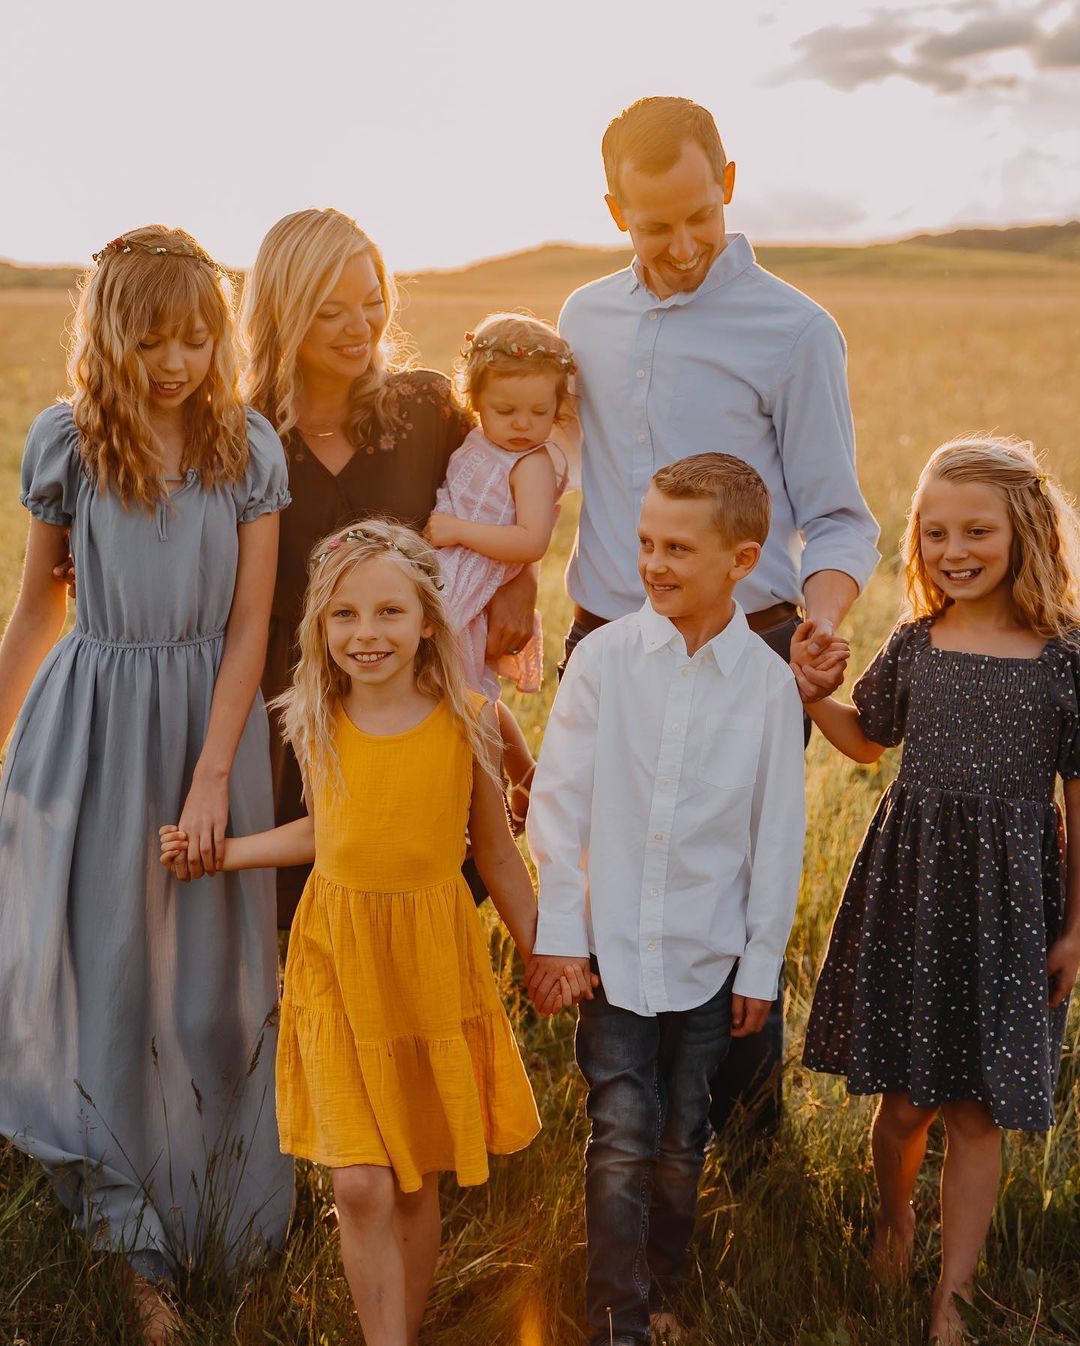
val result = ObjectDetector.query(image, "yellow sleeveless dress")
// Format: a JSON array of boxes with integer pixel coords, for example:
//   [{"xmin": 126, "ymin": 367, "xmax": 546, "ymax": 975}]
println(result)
[{"xmin": 275, "ymin": 700, "xmax": 540, "ymax": 1190}]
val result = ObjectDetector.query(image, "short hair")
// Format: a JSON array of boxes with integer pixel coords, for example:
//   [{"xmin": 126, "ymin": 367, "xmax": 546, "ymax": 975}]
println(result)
[
  {"xmin": 602, "ymin": 97, "xmax": 727, "ymax": 200},
  {"xmin": 651, "ymin": 453, "xmax": 770, "ymax": 545}
]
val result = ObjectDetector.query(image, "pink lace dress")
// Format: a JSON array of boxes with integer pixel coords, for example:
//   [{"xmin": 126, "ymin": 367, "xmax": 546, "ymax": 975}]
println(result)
[{"xmin": 434, "ymin": 427, "xmax": 568, "ymax": 699}]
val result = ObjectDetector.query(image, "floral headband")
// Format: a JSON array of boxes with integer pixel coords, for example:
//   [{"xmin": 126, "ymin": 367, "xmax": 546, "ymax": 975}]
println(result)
[
  {"xmin": 91, "ymin": 235, "xmax": 226, "ymax": 274},
  {"xmin": 462, "ymin": 330, "xmax": 576, "ymax": 374},
  {"xmin": 313, "ymin": 526, "xmax": 444, "ymax": 589}
]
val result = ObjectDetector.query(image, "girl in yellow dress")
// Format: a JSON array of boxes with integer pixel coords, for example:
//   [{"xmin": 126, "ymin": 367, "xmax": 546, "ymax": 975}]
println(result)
[{"xmin": 161, "ymin": 518, "xmax": 581, "ymax": 1346}]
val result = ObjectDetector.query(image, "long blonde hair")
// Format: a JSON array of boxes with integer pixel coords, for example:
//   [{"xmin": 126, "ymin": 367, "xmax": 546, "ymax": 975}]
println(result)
[
  {"xmin": 68, "ymin": 224, "xmax": 247, "ymax": 510},
  {"xmin": 272, "ymin": 518, "xmax": 501, "ymax": 795},
  {"xmin": 903, "ymin": 436, "xmax": 1080, "ymax": 639},
  {"xmin": 242, "ymin": 208, "xmax": 414, "ymax": 446}
]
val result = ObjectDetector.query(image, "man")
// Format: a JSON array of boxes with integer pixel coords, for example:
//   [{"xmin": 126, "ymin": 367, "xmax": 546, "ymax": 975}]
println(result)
[{"xmin": 558, "ymin": 95, "xmax": 879, "ymax": 1142}]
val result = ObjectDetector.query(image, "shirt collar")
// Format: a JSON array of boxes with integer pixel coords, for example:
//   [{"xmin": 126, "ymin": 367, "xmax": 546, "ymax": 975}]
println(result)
[
  {"xmin": 628, "ymin": 233, "xmax": 755, "ymax": 305},
  {"xmin": 636, "ymin": 600, "xmax": 751, "ymax": 674}
]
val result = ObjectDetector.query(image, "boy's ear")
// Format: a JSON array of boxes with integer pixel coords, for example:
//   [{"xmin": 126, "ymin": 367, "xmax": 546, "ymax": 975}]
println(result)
[
  {"xmin": 605, "ymin": 194, "xmax": 629, "ymax": 232},
  {"xmin": 723, "ymin": 160, "xmax": 736, "ymax": 205},
  {"xmin": 730, "ymin": 538, "xmax": 761, "ymax": 579}
]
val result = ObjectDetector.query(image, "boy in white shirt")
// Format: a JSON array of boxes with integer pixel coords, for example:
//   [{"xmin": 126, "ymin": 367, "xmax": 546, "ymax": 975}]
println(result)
[{"xmin": 526, "ymin": 453, "xmax": 816, "ymax": 1346}]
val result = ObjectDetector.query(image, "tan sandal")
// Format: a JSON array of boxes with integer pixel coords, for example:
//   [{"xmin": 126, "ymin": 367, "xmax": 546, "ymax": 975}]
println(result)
[{"xmin": 507, "ymin": 763, "xmax": 536, "ymax": 836}]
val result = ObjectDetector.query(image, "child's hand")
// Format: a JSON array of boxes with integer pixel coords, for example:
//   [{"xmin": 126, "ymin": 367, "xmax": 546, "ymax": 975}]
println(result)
[
  {"xmin": 159, "ymin": 825, "xmax": 192, "ymax": 880},
  {"xmin": 790, "ymin": 619, "xmax": 850, "ymax": 703},
  {"xmin": 1047, "ymin": 935, "xmax": 1080, "ymax": 1008},
  {"xmin": 422, "ymin": 513, "xmax": 459, "ymax": 549},
  {"xmin": 730, "ymin": 994, "xmax": 773, "ymax": 1037},
  {"xmin": 526, "ymin": 954, "xmax": 597, "ymax": 1016}
]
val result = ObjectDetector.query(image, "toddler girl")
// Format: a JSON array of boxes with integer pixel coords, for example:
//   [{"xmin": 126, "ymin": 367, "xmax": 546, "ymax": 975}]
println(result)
[
  {"xmin": 0, "ymin": 226, "xmax": 292, "ymax": 1343},
  {"xmin": 423, "ymin": 312, "xmax": 573, "ymax": 827},
  {"xmin": 794, "ymin": 438, "xmax": 1080, "ymax": 1346},
  {"xmin": 161, "ymin": 520, "xmax": 583, "ymax": 1346}
]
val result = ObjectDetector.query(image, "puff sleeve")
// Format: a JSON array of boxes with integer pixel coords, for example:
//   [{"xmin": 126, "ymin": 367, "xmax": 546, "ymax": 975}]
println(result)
[
  {"xmin": 851, "ymin": 620, "xmax": 924, "ymax": 748},
  {"xmin": 19, "ymin": 403, "xmax": 83, "ymax": 527},
  {"xmin": 237, "ymin": 409, "xmax": 291, "ymax": 524}
]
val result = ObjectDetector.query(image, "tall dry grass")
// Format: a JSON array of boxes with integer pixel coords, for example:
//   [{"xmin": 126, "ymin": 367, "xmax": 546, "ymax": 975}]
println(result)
[{"xmin": 1, "ymin": 248, "xmax": 1080, "ymax": 1343}]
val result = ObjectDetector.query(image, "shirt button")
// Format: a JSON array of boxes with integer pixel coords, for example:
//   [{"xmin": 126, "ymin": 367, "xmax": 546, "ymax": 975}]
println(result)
[
  {"xmin": 638, "ymin": 433, "xmax": 646, "ymax": 443},
  {"xmin": 680, "ymin": 668, "xmax": 688, "ymax": 677},
  {"xmin": 650, "ymin": 887, "xmax": 659, "ymax": 897},
  {"xmin": 650, "ymin": 311, "xmax": 658, "ymax": 320},
  {"xmin": 672, "ymin": 722, "xmax": 680, "ymax": 731},
  {"xmin": 653, "ymin": 832, "xmax": 664, "ymax": 841},
  {"xmin": 660, "ymin": 777, "xmax": 671, "ymax": 787},
  {"xmin": 647, "ymin": 940, "xmax": 657, "ymax": 951},
  {"xmin": 636, "ymin": 369, "xmax": 645, "ymax": 379}
]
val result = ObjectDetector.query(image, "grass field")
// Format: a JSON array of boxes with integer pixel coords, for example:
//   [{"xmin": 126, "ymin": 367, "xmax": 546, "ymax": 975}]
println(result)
[{"xmin": 2, "ymin": 241, "xmax": 1080, "ymax": 1344}]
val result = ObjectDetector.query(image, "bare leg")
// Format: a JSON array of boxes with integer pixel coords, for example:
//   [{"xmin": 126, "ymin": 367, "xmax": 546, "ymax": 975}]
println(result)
[
  {"xmin": 333, "ymin": 1165, "xmax": 409, "ymax": 1346},
  {"xmin": 122, "ymin": 1263, "xmax": 180, "ymax": 1345},
  {"xmin": 396, "ymin": 1174, "xmax": 441, "ymax": 1346},
  {"xmin": 496, "ymin": 701, "xmax": 535, "ymax": 826},
  {"xmin": 870, "ymin": 1091, "xmax": 938, "ymax": 1282},
  {"xmin": 928, "ymin": 1100, "xmax": 1001, "ymax": 1345}
]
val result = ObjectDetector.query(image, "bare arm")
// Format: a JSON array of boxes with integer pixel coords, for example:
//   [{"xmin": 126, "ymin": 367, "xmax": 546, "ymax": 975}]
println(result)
[
  {"xmin": 468, "ymin": 705, "xmax": 538, "ymax": 957},
  {"xmin": 802, "ymin": 568, "xmax": 860, "ymax": 636},
  {"xmin": 485, "ymin": 564, "xmax": 539, "ymax": 659},
  {"xmin": 179, "ymin": 512, "xmax": 279, "ymax": 878},
  {"xmin": 1048, "ymin": 778, "xmax": 1080, "ymax": 1008},
  {"xmin": 0, "ymin": 519, "xmax": 71, "ymax": 749},
  {"xmin": 425, "ymin": 451, "xmax": 558, "ymax": 565},
  {"xmin": 161, "ymin": 814, "xmax": 315, "ymax": 874}
]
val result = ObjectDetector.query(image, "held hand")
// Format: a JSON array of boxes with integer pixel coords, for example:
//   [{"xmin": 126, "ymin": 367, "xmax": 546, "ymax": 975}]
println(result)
[
  {"xmin": 486, "ymin": 566, "xmax": 538, "ymax": 660},
  {"xmin": 159, "ymin": 825, "xmax": 191, "ymax": 880},
  {"xmin": 730, "ymin": 994, "xmax": 773, "ymax": 1038},
  {"xmin": 790, "ymin": 620, "xmax": 849, "ymax": 704},
  {"xmin": 52, "ymin": 543, "xmax": 76, "ymax": 600},
  {"xmin": 421, "ymin": 512, "xmax": 459, "ymax": 549},
  {"xmin": 526, "ymin": 954, "xmax": 597, "ymax": 1016},
  {"xmin": 1047, "ymin": 936, "xmax": 1080, "ymax": 1008},
  {"xmin": 177, "ymin": 774, "xmax": 229, "ymax": 880}
]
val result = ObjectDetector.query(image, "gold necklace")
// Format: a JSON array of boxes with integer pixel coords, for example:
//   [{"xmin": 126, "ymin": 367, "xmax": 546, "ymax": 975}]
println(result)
[{"xmin": 298, "ymin": 425, "xmax": 340, "ymax": 439}]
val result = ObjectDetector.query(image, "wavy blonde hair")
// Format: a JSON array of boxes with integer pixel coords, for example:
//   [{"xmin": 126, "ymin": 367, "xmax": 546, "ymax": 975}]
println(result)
[
  {"xmin": 456, "ymin": 311, "xmax": 575, "ymax": 424},
  {"xmin": 68, "ymin": 224, "xmax": 247, "ymax": 510},
  {"xmin": 903, "ymin": 436, "xmax": 1080, "ymax": 640},
  {"xmin": 272, "ymin": 518, "xmax": 501, "ymax": 796},
  {"xmin": 242, "ymin": 208, "xmax": 414, "ymax": 446}
]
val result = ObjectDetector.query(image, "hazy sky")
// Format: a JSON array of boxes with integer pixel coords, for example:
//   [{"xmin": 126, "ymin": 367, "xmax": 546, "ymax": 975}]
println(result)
[{"xmin": 3, "ymin": 0, "xmax": 1078, "ymax": 272}]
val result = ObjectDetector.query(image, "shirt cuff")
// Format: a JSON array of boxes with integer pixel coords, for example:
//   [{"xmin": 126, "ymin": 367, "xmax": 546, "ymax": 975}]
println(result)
[
  {"xmin": 800, "ymin": 535, "xmax": 880, "ymax": 595},
  {"xmin": 732, "ymin": 946, "xmax": 784, "ymax": 1001},
  {"xmin": 534, "ymin": 902, "xmax": 591, "ymax": 959}
]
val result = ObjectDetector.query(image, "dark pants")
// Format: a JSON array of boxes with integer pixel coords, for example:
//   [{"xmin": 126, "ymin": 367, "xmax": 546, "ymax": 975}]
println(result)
[
  {"xmin": 560, "ymin": 616, "xmax": 808, "ymax": 1146},
  {"xmin": 575, "ymin": 966, "xmax": 735, "ymax": 1346}
]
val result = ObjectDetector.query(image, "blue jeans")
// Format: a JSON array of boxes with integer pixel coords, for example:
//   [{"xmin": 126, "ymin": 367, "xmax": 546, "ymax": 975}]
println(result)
[{"xmin": 575, "ymin": 965, "xmax": 735, "ymax": 1346}]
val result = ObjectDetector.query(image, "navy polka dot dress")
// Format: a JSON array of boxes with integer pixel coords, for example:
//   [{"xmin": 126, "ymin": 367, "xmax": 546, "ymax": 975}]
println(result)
[{"xmin": 803, "ymin": 619, "xmax": 1080, "ymax": 1131}]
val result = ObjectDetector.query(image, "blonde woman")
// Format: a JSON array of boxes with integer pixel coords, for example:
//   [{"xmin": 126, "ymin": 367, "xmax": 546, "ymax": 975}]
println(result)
[
  {"xmin": 159, "ymin": 520, "xmax": 566, "ymax": 1346},
  {"xmin": 242, "ymin": 209, "xmax": 538, "ymax": 925},
  {"xmin": 0, "ymin": 227, "xmax": 293, "ymax": 1342}
]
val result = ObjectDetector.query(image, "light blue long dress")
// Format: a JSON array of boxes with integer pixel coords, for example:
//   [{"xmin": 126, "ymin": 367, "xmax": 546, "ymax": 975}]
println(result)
[{"xmin": 0, "ymin": 403, "xmax": 294, "ymax": 1275}]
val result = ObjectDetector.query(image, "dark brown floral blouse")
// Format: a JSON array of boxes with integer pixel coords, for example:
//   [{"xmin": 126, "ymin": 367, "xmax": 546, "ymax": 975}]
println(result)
[{"xmin": 262, "ymin": 369, "xmax": 473, "ymax": 924}]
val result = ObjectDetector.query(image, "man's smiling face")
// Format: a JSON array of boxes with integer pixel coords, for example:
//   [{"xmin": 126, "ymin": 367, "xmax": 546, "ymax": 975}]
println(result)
[{"xmin": 607, "ymin": 140, "xmax": 735, "ymax": 300}]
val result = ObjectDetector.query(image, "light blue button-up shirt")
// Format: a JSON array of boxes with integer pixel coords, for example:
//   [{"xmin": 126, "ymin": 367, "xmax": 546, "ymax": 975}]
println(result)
[{"xmin": 558, "ymin": 233, "xmax": 880, "ymax": 619}]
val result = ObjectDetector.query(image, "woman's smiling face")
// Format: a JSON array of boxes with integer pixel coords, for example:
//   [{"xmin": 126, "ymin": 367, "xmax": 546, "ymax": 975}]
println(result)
[{"xmin": 297, "ymin": 252, "xmax": 387, "ymax": 388}]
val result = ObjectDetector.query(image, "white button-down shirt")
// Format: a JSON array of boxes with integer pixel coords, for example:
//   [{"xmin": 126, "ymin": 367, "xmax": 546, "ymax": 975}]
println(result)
[
  {"xmin": 527, "ymin": 602, "xmax": 806, "ymax": 1016},
  {"xmin": 558, "ymin": 233, "xmax": 880, "ymax": 620}
]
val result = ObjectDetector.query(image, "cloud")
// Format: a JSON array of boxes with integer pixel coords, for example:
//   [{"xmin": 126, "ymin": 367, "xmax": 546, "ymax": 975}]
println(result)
[{"xmin": 783, "ymin": 1, "xmax": 1080, "ymax": 94}]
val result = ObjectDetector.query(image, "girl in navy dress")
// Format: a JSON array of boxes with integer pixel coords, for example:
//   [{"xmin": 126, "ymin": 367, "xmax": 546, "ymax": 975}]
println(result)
[{"xmin": 794, "ymin": 438, "xmax": 1080, "ymax": 1346}]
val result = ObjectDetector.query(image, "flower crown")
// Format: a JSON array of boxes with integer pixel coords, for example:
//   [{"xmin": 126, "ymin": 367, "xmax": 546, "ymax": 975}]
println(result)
[
  {"xmin": 313, "ymin": 526, "xmax": 444, "ymax": 589},
  {"xmin": 91, "ymin": 235, "xmax": 226, "ymax": 274},
  {"xmin": 462, "ymin": 330, "xmax": 576, "ymax": 374}
]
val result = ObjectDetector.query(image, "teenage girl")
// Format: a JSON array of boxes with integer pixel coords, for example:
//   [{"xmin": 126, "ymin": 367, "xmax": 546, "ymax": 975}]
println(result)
[
  {"xmin": 162, "ymin": 519, "xmax": 586, "ymax": 1346},
  {"xmin": 0, "ymin": 226, "xmax": 292, "ymax": 1343},
  {"xmin": 423, "ymin": 312, "xmax": 573, "ymax": 828},
  {"xmin": 794, "ymin": 437, "xmax": 1080, "ymax": 1346}
]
